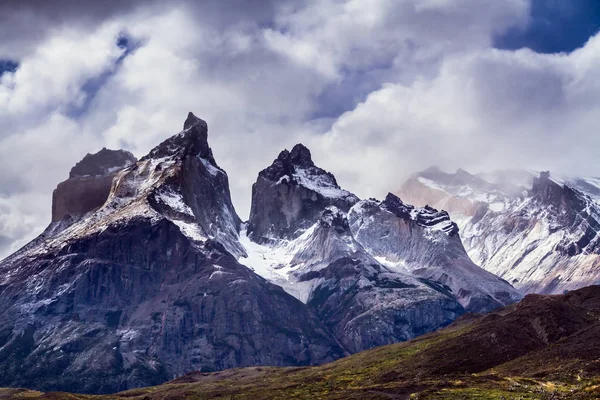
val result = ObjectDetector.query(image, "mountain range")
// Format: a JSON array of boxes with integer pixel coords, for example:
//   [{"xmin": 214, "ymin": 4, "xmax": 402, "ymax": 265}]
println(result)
[
  {"xmin": 1, "ymin": 112, "xmax": 596, "ymax": 396},
  {"xmin": 397, "ymin": 167, "xmax": 600, "ymax": 294}
]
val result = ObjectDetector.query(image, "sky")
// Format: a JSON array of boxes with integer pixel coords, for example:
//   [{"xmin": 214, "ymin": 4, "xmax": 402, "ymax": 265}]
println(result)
[{"xmin": 1, "ymin": 0, "xmax": 600, "ymax": 258}]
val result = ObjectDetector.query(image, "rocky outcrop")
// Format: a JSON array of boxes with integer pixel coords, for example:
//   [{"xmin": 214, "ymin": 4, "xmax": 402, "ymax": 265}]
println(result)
[
  {"xmin": 0, "ymin": 116, "xmax": 525, "ymax": 395},
  {"xmin": 0, "ymin": 219, "xmax": 341, "ymax": 394},
  {"xmin": 531, "ymin": 172, "xmax": 600, "ymax": 257},
  {"xmin": 52, "ymin": 148, "xmax": 136, "ymax": 222},
  {"xmin": 247, "ymin": 144, "xmax": 358, "ymax": 243}
]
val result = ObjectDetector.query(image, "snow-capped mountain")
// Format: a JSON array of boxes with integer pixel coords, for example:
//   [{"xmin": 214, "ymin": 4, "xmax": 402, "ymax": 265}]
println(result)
[
  {"xmin": 242, "ymin": 145, "xmax": 520, "ymax": 352},
  {"xmin": 0, "ymin": 115, "xmax": 520, "ymax": 394},
  {"xmin": 397, "ymin": 168, "xmax": 600, "ymax": 294}
]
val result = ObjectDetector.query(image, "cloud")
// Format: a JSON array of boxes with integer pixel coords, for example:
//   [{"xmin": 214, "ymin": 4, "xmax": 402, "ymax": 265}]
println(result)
[
  {"xmin": 0, "ymin": 0, "xmax": 598, "ymax": 259},
  {"xmin": 313, "ymin": 33, "xmax": 600, "ymax": 200}
]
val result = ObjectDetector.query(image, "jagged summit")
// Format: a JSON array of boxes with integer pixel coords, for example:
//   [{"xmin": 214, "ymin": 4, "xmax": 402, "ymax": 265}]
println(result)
[
  {"xmin": 249, "ymin": 144, "xmax": 358, "ymax": 242},
  {"xmin": 143, "ymin": 112, "xmax": 215, "ymax": 164},
  {"xmin": 531, "ymin": 170, "xmax": 567, "ymax": 203},
  {"xmin": 17, "ymin": 112, "xmax": 242, "ymax": 260},
  {"xmin": 396, "ymin": 167, "xmax": 600, "ymax": 294},
  {"xmin": 183, "ymin": 111, "xmax": 205, "ymax": 130},
  {"xmin": 261, "ymin": 143, "xmax": 318, "ymax": 181},
  {"xmin": 288, "ymin": 143, "xmax": 314, "ymax": 167},
  {"xmin": 348, "ymin": 196, "xmax": 520, "ymax": 311}
]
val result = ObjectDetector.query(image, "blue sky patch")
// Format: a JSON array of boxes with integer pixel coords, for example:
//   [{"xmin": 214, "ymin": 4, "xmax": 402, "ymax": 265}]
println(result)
[
  {"xmin": 495, "ymin": 0, "xmax": 600, "ymax": 53},
  {"xmin": 0, "ymin": 59, "xmax": 19, "ymax": 76}
]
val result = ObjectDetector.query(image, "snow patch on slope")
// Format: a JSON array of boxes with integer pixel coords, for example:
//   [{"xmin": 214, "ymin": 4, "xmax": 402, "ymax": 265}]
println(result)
[
  {"xmin": 239, "ymin": 224, "xmax": 316, "ymax": 302},
  {"xmin": 293, "ymin": 167, "xmax": 356, "ymax": 200}
]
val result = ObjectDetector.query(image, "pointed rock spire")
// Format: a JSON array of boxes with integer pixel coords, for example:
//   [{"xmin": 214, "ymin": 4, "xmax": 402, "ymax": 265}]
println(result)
[
  {"xmin": 248, "ymin": 143, "xmax": 358, "ymax": 243},
  {"xmin": 184, "ymin": 111, "xmax": 205, "ymax": 130},
  {"xmin": 143, "ymin": 112, "xmax": 214, "ymax": 163},
  {"xmin": 289, "ymin": 143, "xmax": 314, "ymax": 168}
]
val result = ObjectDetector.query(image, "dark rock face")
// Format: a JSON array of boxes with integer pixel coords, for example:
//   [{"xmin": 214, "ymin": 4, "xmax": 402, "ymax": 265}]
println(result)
[
  {"xmin": 531, "ymin": 172, "xmax": 600, "ymax": 257},
  {"xmin": 0, "ymin": 219, "xmax": 341, "ymax": 394},
  {"xmin": 381, "ymin": 193, "xmax": 458, "ymax": 236},
  {"xmin": 247, "ymin": 144, "xmax": 359, "ymax": 243},
  {"xmin": 52, "ymin": 174, "xmax": 116, "ymax": 222},
  {"xmin": 52, "ymin": 149, "xmax": 136, "ymax": 222}
]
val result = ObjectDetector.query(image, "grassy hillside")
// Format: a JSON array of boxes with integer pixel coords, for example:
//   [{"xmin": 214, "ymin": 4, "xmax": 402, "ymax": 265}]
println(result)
[{"xmin": 3, "ymin": 286, "xmax": 600, "ymax": 399}]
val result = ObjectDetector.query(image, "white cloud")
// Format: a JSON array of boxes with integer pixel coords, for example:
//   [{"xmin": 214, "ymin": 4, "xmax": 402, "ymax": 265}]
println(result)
[
  {"xmin": 0, "ymin": 24, "xmax": 124, "ymax": 116},
  {"xmin": 1, "ymin": 0, "xmax": 599, "ymax": 260},
  {"xmin": 313, "ymin": 33, "xmax": 600, "ymax": 200}
]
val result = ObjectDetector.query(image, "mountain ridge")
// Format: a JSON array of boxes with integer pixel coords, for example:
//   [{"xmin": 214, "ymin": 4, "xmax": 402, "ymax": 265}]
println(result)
[
  {"xmin": 0, "ymin": 114, "xmax": 519, "ymax": 394},
  {"xmin": 396, "ymin": 167, "xmax": 600, "ymax": 294}
]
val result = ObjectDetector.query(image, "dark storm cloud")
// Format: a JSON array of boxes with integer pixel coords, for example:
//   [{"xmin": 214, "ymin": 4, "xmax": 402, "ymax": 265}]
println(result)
[
  {"xmin": 0, "ymin": 0, "xmax": 287, "ymax": 59},
  {"xmin": 0, "ymin": 0, "xmax": 142, "ymax": 57},
  {"xmin": 495, "ymin": 0, "xmax": 600, "ymax": 53}
]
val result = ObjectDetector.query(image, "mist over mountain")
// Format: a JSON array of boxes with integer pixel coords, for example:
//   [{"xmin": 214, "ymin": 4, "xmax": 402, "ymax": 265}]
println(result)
[{"xmin": 397, "ymin": 167, "xmax": 600, "ymax": 295}]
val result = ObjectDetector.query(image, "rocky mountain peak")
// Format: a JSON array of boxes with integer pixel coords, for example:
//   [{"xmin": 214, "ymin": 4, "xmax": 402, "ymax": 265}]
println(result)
[
  {"xmin": 530, "ymin": 170, "xmax": 587, "ymax": 213},
  {"xmin": 52, "ymin": 148, "xmax": 137, "ymax": 222},
  {"xmin": 289, "ymin": 143, "xmax": 314, "ymax": 167},
  {"xmin": 143, "ymin": 112, "xmax": 215, "ymax": 164},
  {"xmin": 183, "ymin": 111, "xmax": 204, "ymax": 130},
  {"xmin": 455, "ymin": 168, "xmax": 475, "ymax": 180},
  {"xmin": 249, "ymin": 144, "xmax": 358, "ymax": 242},
  {"xmin": 69, "ymin": 148, "xmax": 136, "ymax": 178},
  {"xmin": 531, "ymin": 171, "xmax": 564, "ymax": 202},
  {"xmin": 381, "ymin": 193, "xmax": 413, "ymax": 219},
  {"xmin": 260, "ymin": 143, "xmax": 317, "ymax": 182}
]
